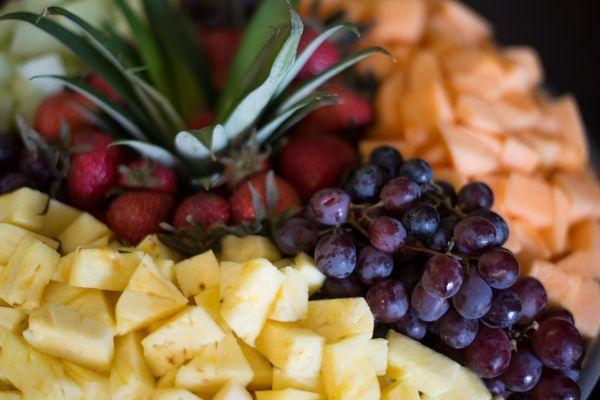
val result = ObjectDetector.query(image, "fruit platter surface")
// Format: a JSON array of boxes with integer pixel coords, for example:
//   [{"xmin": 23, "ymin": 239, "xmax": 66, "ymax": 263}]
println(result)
[{"xmin": 0, "ymin": 0, "xmax": 598, "ymax": 399}]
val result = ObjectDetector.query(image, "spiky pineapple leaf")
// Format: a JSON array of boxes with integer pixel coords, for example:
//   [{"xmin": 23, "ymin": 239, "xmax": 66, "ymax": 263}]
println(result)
[
  {"xmin": 249, "ymin": 184, "xmax": 268, "ymax": 222},
  {"xmin": 175, "ymin": 124, "xmax": 228, "ymax": 161},
  {"xmin": 278, "ymin": 46, "xmax": 394, "ymax": 112},
  {"xmin": 111, "ymin": 140, "xmax": 181, "ymax": 169},
  {"xmin": 265, "ymin": 171, "xmax": 280, "ymax": 214}
]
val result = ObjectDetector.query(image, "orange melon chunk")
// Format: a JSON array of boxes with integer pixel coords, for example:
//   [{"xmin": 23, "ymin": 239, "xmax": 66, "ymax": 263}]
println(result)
[
  {"xmin": 528, "ymin": 260, "xmax": 581, "ymax": 307},
  {"xmin": 400, "ymin": 82, "xmax": 454, "ymax": 134},
  {"xmin": 556, "ymin": 250, "xmax": 599, "ymax": 280},
  {"xmin": 418, "ymin": 143, "xmax": 449, "ymax": 167},
  {"xmin": 540, "ymin": 186, "xmax": 570, "ymax": 255},
  {"xmin": 554, "ymin": 173, "xmax": 600, "ymax": 224},
  {"xmin": 564, "ymin": 280, "xmax": 600, "ymax": 338},
  {"xmin": 510, "ymin": 219, "xmax": 551, "ymax": 269},
  {"xmin": 478, "ymin": 174, "xmax": 508, "ymax": 215},
  {"xmin": 370, "ymin": 0, "xmax": 427, "ymax": 44},
  {"xmin": 502, "ymin": 46, "xmax": 543, "ymax": 92},
  {"xmin": 439, "ymin": 123, "xmax": 499, "ymax": 176},
  {"xmin": 443, "ymin": 49, "xmax": 506, "ymax": 100},
  {"xmin": 492, "ymin": 93, "xmax": 542, "ymax": 132},
  {"xmin": 550, "ymin": 95, "xmax": 589, "ymax": 162},
  {"xmin": 406, "ymin": 51, "xmax": 444, "ymax": 92},
  {"xmin": 569, "ymin": 220, "xmax": 600, "ymax": 254},
  {"xmin": 375, "ymin": 71, "xmax": 404, "ymax": 133},
  {"xmin": 435, "ymin": 0, "xmax": 491, "ymax": 44},
  {"xmin": 432, "ymin": 168, "xmax": 468, "ymax": 190},
  {"xmin": 455, "ymin": 95, "xmax": 503, "ymax": 134},
  {"xmin": 499, "ymin": 137, "xmax": 539, "ymax": 174},
  {"xmin": 504, "ymin": 173, "xmax": 553, "ymax": 228},
  {"xmin": 518, "ymin": 133, "xmax": 561, "ymax": 169}
]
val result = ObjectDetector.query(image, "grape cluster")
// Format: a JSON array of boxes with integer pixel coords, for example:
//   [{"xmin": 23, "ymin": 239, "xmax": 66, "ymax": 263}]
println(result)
[
  {"xmin": 0, "ymin": 133, "xmax": 51, "ymax": 195},
  {"xmin": 274, "ymin": 146, "xmax": 585, "ymax": 399}
]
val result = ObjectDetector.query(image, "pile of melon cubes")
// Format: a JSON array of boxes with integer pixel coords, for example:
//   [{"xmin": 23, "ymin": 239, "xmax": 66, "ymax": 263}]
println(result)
[
  {"xmin": 301, "ymin": 0, "xmax": 600, "ymax": 338},
  {"xmin": 0, "ymin": 187, "xmax": 492, "ymax": 399}
]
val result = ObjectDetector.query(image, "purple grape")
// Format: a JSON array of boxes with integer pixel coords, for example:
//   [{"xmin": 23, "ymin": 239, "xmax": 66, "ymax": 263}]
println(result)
[
  {"xmin": 559, "ymin": 366, "xmax": 581, "ymax": 382},
  {"xmin": 458, "ymin": 182, "xmax": 494, "ymax": 212},
  {"xmin": 398, "ymin": 158, "xmax": 432, "ymax": 184},
  {"xmin": 435, "ymin": 180, "xmax": 457, "ymax": 206},
  {"xmin": 369, "ymin": 146, "xmax": 404, "ymax": 178},
  {"xmin": 453, "ymin": 216, "xmax": 497, "ymax": 255},
  {"xmin": 344, "ymin": 165, "xmax": 386, "ymax": 202},
  {"xmin": 532, "ymin": 317, "xmax": 584, "ymax": 370},
  {"xmin": 539, "ymin": 308, "xmax": 575, "ymax": 326},
  {"xmin": 0, "ymin": 172, "xmax": 35, "ymax": 195},
  {"xmin": 452, "ymin": 272, "xmax": 493, "ymax": 319},
  {"xmin": 465, "ymin": 326, "xmax": 512, "ymax": 378},
  {"xmin": 501, "ymin": 348, "xmax": 543, "ymax": 392},
  {"xmin": 484, "ymin": 377, "xmax": 506, "ymax": 395},
  {"xmin": 368, "ymin": 216, "xmax": 407, "ymax": 254},
  {"xmin": 411, "ymin": 282, "xmax": 449, "ymax": 322},
  {"xmin": 428, "ymin": 216, "xmax": 457, "ymax": 252},
  {"xmin": 481, "ymin": 289, "xmax": 522, "ymax": 329},
  {"xmin": 0, "ymin": 134, "xmax": 20, "ymax": 168},
  {"xmin": 274, "ymin": 218, "xmax": 318, "ymax": 255},
  {"xmin": 392, "ymin": 309, "xmax": 427, "ymax": 340},
  {"xmin": 318, "ymin": 275, "xmax": 365, "ymax": 298},
  {"xmin": 478, "ymin": 248, "xmax": 520, "ymax": 289},
  {"xmin": 421, "ymin": 254, "xmax": 463, "ymax": 299},
  {"xmin": 530, "ymin": 372, "xmax": 581, "ymax": 400},
  {"xmin": 393, "ymin": 262, "xmax": 423, "ymax": 293},
  {"xmin": 366, "ymin": 279, "xmax": 409, "ymax": 323},
  {"xmin": 437, "ymin": 308, "xmax": 478, "ymax": 349},
  {"xmin": 380, "ymin": 177, "xmax": 421, "ymax": 213},
  {"xmin": 19, "ymin": 151, "xmax": 51, "ymax": 185},
  {"xmin": 507, "ymin": 394, "xmax": 532, "ymax": 400},
  {"xmin": 402, "ymin": 203, "xmax": 440, "ymax": 238},
  {"xmin": 469, "ymin": 209, "xmax": 509, "ymax": 247},
  {"xmin": 314, "ymin": 233, "xmax": 357, "ymax": 279},
  {"xmin": 511, "ymin": 277, "xmax": 548, "ymax": 324},
  {"xmin": 308, "ymin": 188, "xmax": 351, "ymax": 226},
  {"xmin": 349, "ymin": 204, "xmax": 385, "ymax": 233},
  {"xmin": 357, "ymin": 246, "xmax": 394, "ymax": 285}
]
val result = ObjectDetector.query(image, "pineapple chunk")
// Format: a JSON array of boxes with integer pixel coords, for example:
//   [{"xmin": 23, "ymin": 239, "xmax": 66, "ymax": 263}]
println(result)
[
  {"xmin": 110, "ymin": 332, "xmax": 155, "ymax": 400},
  {"xmin": 255, "ymin": 321, "xmax": 324, "ymax": 377},
  {"xmin": 63, "ymin": 361, "xmax": 110, "ymax": 400},
  {"xmin": 421, "ymin": 367, "xmax": 491, "ymax": 400},
  {"xmin": 142, "ymin": 306, "xmax": 224, "ymax": 377},
  {"xmin": 272, "ymin": 368, "xmax": 323, "ymax": 394},
  {"xmin": 58, "ymin": 213, "xmax": 112, "ymax": 253},
  {"xmin": 115, "ymin": 255, "xmax": 188, "ymax": 335},
  {"xmin": 0, "ymin": 333, "xmax": 82, "ymax": 399},
  {"xmin": 156, "ymin": 369, "xmax": 177, "ymax": 388},
  {"xmin": 157, "ymin": 259, "xmax": 176, "ymax": 283},
  {"xmin": 255, "ymin": 389, "xmax": 321, "ymax": 400},
  {"xmin": 0, "ymin": 307, "xmax": 27, "ymax": 333},
  {"xmin": 23, "ymin": 289, "xmax": 115, "ymax": 372},
  {"xmin": 175, "ymin": 250, "xmax": 220, "ymax": 297},
  {"xmin": 268, "ymin": 267, "xmax": 309, "ymax": 322},
  {"xmin": 194, "ymin": 288, "xmax": 230, "ymax": 332},
  {"xmin": 38, "ymin": 198, "xmax": 82, "ymax": 238},
  {"xmin": 321, "ymin": 334, "xmax": 380, "ymax": 400},
  {"xmin": 0, "ymin": 223, "xmax": 59, "ymax": 265},
  {"xmin": 137, "ymin": 234, "xmax": 182, "ymax": 261},
  {"xmin": 220, "ymin": 258, "xmax": 284, "ymax": 345},
  {"xmin": 39, "ymin": 282, "xmax": 87, "ymax": 305},
  {"xmin": 69, "ymin": 248, "xmax": 143, "ymax": 291},
  {"xmin": 273, "ymin": 258, "xmax": 293, "ymax": 268},
  {"xmin": 0, "ymin": 392, "xmax": 22, "ymax": 399},
  {"xmin": 53, "ymin": 252, "xmax": 77, "ymax": 283},
  {"xmin": 151, "ymin": 388, "xmax": 203, "ymax": 400},
  {"xmin": 239, "ymin": 340, "xmax": 273, "ymax": 390},
  {"xmin": 220, "ymin": 235, "xmax": 281, "ymax": 262},
  {"xmin": 0, "ymin": 236, "xmax": 60, "ymax": 310},
  {"xmin": 219, "ymin": 261, "xmax": 243, "ymax": 299},
  {"xmin": 0, "ymin": 187, "xmax": 47, "ymax": 232},
  {"xmin": 293, "ymin": 253, "xmax": 326, "ymax": 295},
  {"xmin": 299, "ymin": 298, "xmax": 374, "ymax": 343},
  {"xmin": 387, "ymin": 331, "xmax": 460, "ymax": 396},
  {"xmin": 86, "ymin": 235, "xmax": 111, "ymax": 248},
  {"xmin": 175, "ymin": 333, "xmax": 253, "ymax": 396},
  {"xmin": 381, "ymin": 379, "xmax": 419, "ymax": 400},
  {"xmin": 370, "ymin": 339, "xmax": 388, "ymax": 376},
  {"xmin": 212, "ymin": 381, "xmax": 252, "ymax": 400}
]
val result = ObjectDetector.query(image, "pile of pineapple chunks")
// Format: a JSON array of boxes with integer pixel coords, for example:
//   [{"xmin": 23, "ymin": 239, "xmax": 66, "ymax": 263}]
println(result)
[{"xmin": 0, "ymin": 188, "xmax": 493, "ymax": 400}]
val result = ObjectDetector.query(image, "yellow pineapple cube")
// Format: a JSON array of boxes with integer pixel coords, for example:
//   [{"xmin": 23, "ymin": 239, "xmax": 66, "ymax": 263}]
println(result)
[
  {"xmin": 421, "ymin": 367, "xmax": 491, "ymax": 400},
  {"xmin": 219, "ymin": 261, "xmax": 242, "ymax": 299},
  {"xmin": 69, "ymin": 248, "xmax": 143, "ymax": 291},
  {"xmin": 0, "ymin": 392, "xmax": 22, "ymax": 399},
  {"xmin": 115, "ymin": 255, "xmax": 188, "ymax": 335},
  {"xmin": 52, "ymin": 252, "xmax": 77, "ymax": 283},
  {"xmin": 0, "ymin": 188, "xmax": 47, "ymax": 232},
  {"xmin": 175, "ymin": 250, "xmax": 220, "ymax": 297},
  {"xmin": 156, "ymin": 259, "xmax": 176, "ymax": 282},
  {"xmin": 381, "ymin": 378, "xmax": 419, "ymax": 400},
  {"xmin": 387, "ymin": 331, "xmax": 460, "ymax": 396},
  {"xmin": 0, "ymin": 307, "xmax": 27, "ymax": 333},
  {"xmin": 0, "ymin": 223, "xmax": 59, "ymax": 265},
  {"xmin": 212, "ymin": 381, "xmax": 252, "ymax": 400},
  {"xmin": 0, "ymin": 236, "xmax": 60, "ymax": 310},
  {"xmin": 58, "ymin": 213, "xmax": 112, "ymax": 253},
  {"xmin": 39, "ymin": 282, "xmax": 87, "ymax": 305},
  {"xmin": 151, "ymin": 388, "xmax": 203, "ymax": 400},
  {"xmin": 321, "ymin": 334, "xmax": 380, "ymax": 400},
  {"xmin": 220, "ymin": 235, "xmax": 281, "ymax": 262},
  {"xmin": 255, "ymin": 321, "xmax": 324, "ymax": 377},
  {"xmin": 137, "ymin": 234, "xmax": 182, "ymax": 261},
  {"xmin": 175, "ymin": 333, "xmax": 253, "ymax": 396},
  {"xmin": 255, "ymin": 389, "xmax": 322, "ymax": 400},
  {"xmin": 273, "ymin": 258, "xmax": 293, "ymax": 268},
  {"xmin": 110, "ymin": 332, "xmax": 155, "ymax": 400},
  {"xmin": 38, "ymin": 198, "xmax": 83, "ymax": 238},
  {"xmin": 370, "ymin": 339, "xmax": 388, "ymax": 376},
  {"xmin": 156, "ymin": 369, "xmax": 177, "ymax": 388},
  {"xmin": 268, "ymin": 266, "xmax": 309, "ymax": 322},
  {"xmin": 142, "ymin": 306, "xmax": 224, "ymax": 376},
  {"xmin": 299, "ymin": 298, "xmax": 374, "ymax": 343},
  {"xmin": 0, "ymin": 333, "xmax": 82, "ymax": 399},
  {"xmin": 272, "ymin": 368, "xmax": 323, "ymax": 394},
  {"xmin": 292, "ymin": 253, "xmax": 326, "ymax": 295},
  {"xmin": 63, "ymin": 361, "xmax": 110, "ymax": 400},
  {"xmin": 194, "ymin": 288, "xmax": 230, "ymax": 333},
  {"xmin": 239, "ymin": 339, "xmax": 273, "ymax": 390},
  {"xmin": 23, "ymin": 289, "xmax": 115, "ymax": 372},
  {"xmin": 220, "ymin": 258, "xmax": 284, "ymax": 345}
]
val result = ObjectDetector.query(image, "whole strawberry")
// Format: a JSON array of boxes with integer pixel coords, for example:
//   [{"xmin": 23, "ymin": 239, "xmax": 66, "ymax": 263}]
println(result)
[
  {"xmin": 173, "ymin": 192, "xmax": 231, "ymax": 228},
  {"xmin": 67, "ymin": 131, "xmax": 123, "ymax": 210},
  {"xmin": 107, "ymin": 191, "xmax": 175, "ymax": 244},
  {"xmin": 230, "ymin": 171, "xmax": 301, "ymax": 224},
  {"xmin": 279, "ymin": 134, "xmax": 356, "ymax": 199},
  {"xmin": 34, "ymin": 92, "xmax": 95, "ymax": 142},
  {"xmin": 202, "ymin": 28, "xmax": 243, "ymax": 90},
  {"xmin": 118, "ymin": 158, "xmax": 179, "ymax": 194},
  {"xmin": 87, "ymin": 73, "xmax": 122, "ymax": 103},
  {"xmin": 186, "ymin": 110, "xmax": 217, "ymax": 130},
  {"xmin": 297, "ymin": 28, "xmax": 341, "ymax": 79}
]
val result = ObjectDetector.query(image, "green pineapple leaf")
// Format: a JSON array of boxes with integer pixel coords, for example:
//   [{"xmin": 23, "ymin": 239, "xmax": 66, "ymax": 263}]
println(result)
[
  {"xmin": 175, "ymin": 124, "xmax": 228, "ymax": 161},
  {"xmin": 111, "ymin": 140, "xmax": 182, "ymax": 169}
]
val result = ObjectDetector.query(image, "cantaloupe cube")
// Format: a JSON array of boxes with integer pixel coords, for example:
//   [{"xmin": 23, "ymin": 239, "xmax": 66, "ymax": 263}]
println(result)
[
  {"xmin": 370, "ymin": 0, "xmax": 426, "ymax": 44},
  {"xmin": 110, "ymin": 332, "xmax": 155, "ymax": 400},
  {"xmin": 439, "ymin": 123, "xmax": 499, "ymax": 176},
  {"xmin": 292, "ymin": 253, "xmax": 326, "ymax": 295},
  {"xmin": 272, "ymin": 368, "xmax": 323, "ymax": 394},
  {"xmin": 502, "ymin": 46, "xmax": 543, "ymax": 92},
  {"xmin": 465, "ymin": 129, "xmax": 503, "ymax": 157},
  {"xmin": 405, "ymin": 51, "xmax": 444, "ymax": 92},
  {"xmin": 492, "ymin": 93, "xmax": 542, "ymax": 132},
  {"xmin": 175, "ymin": 250, "xmax": 220, "ymax": 297},
  {"xmin": 418, "ymin": 142, "xmax": 450, "ymax": 167},
  {"xmin": 477, "ymin": 174, "xmax": 508, "ymax": 215},
  {"xmin": 255, "ymin": 389, "xmax": 321, "ymax": 400},
  {"xmin": 510, "ymin": 219, "xmax": 551, "ymax": 268},
  {"xmin": 432, "ymin": 168, "xmax": 468, "ymax": 191},
  {"xmin": 212, "ymin": 381, "xmax": 251, "ymax": 400},
  {"xmin": 436, "ymin": 0, "xmax": 491, "ymax": 43},
  {"xmin": 570, "ymin": 220, "xmax": 600, "ymax": 257},
  {"xmin": 443, "ymin": 49, "xmax": 505, "ymax": 100},
  {"xmin": 504, "ymin": 173, "xmax": 553, "ymax": 228},
  {"xmin": 220, "ymin": 235, "xmax": 281, "ymax": 262},
  {"xmin": 374, "ymin": 71, "xmax": 404, "ymax": 132},
  {"xmin": 455, "ymin": 95, "xmax": 503, "ymax": 134},
  {"xmin": 556, "ymin": 250, "xmax": 598, "ymax": 279},
  {"xmin": 550, "ymin": 95, "xmax": 588, "ymax": 163},
  {"xmin": 554, "ymin": 173, "xmax": 600, "ymax": 224},
  {"xmin": 499, "ymin": 137, "xmax": 539, "ymax": 174},
  {"xmin": 540, "ymin": 186, "xmax": 570, "ymax": 255},
  {"xmin": 151, "ymin": 388, "xmax": 202, "ymax": 400},
  {"xmin": 136, "ymin": 234, "xmax": 182, "ymax": 261},
  {"xmin": 58, "ymin": 213, "xmax": 112, "ymax": 254},
  {"xmin": 68, "ymin": 249, "xmax": 143, "ymax": 291},
  {"xmin": 268, "ymin": 267, "xmax": 309, "ymax": 322},
  {"xmin": 564, "ymin": 281, "xmax": 600, "ymax": 338},
  {"xmin": 401, "ymin": 82, "xmax": 454, "ymax": 133},
  {"xmin": 239, "ymin": 339, "xmax": 273, "ymax": 390},
  {"xmin": 528, "ymin": 260, "xmax": 581, "ymax": 307},
  {"xmin": 0, "ymin": 223, "xmax": 59, "ymax": 265}
]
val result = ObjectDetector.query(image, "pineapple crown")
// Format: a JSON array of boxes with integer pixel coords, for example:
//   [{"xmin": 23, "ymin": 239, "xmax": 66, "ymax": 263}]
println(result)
[{"xmin": 0, "ymin": 0, "xmax": 391, "ymax": 188}]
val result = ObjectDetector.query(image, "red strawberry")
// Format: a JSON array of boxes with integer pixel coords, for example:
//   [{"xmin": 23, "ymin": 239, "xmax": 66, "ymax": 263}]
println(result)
[
  {"xmin": 279, "ymin": 134, "xmax": 356, "ymax": 199},
  {"xmin": 87, "ymin": 73, "xmax": 122, "ymax": 103},
  {"xmin": 298, "ymin": 83, "xmax": 373, "ymax": 134},
  {"xmin": 202, "ymin": 28, "xmax": 243, "ymax": 90},
  {"xmin": 34, "ymin": 92, "xmax": 96, "ymax": 142},
  {"xmin": 187, "ymin": 110, "xmax": 217, "ymax": 130},
  {"xmin": 230, "ymin": 171, "xmax": 301, "ymax": 224},
  {"xmin": 118, "ymin": 158, "xmax": 179, "ymax": 194},
  {"xmin": 296, "ymin": 28, "xmax": 341, "ymax": 79},
  {"xmin": 107, "ymin": 191, "xmax": 175, "ymax": 244},
  {"xmin": 67, "ymin": 131, "xmax": 123, "ymax": 210},
  {"xmin": 172, "ymin": 192, "xmax": 231, "ymax": 228}
]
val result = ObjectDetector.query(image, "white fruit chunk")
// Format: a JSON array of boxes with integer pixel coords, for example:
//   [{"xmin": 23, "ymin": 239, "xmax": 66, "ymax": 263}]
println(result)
[
  {"xmin": 220, "ymin": 235, "xmax": 281, "ymax": 262},
  {"xmin": 268, "ymin": 266, "xmax": 309, "ymax": 322},
  {"xmin": 212, "ymin": 381, "xmax": 253, "ymax": 400},
  {"xmin": 151, "ymin": 388, "xmax": 203, "ymax": 400},
  {"xmin": 69, "ymin": 249, "xmax": 143, "ymax": 291},
  {"xmin": 255, "ymin": 388, "xmax": 321, "ymax": 400},
  {"xmin": 292, "ymin": 253, "xmax": 326, "ymax": 295},
  {"xmin": 175, "ymin": 250, "xmax": 220, "ymax": 297},
  {"xmin": 421, "ymin": 367, "xmax": 491, "ymax": 400},
  {"xmin": 110, "ymin": 332, "xmax": 155, "ymax": 400}
]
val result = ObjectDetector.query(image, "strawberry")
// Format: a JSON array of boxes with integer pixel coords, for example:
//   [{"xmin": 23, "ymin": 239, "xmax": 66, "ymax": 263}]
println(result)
[
  {"xmin": 87, "ymin": 73, "xmax": 122, "ymax": 103},
  {"xmin": 107, "ymin": 191, "xmax": 175, "ymax": 244},
  {"xmin": 187, "ymin": 110, "xmax": 217, "ymax": 130},
  {"xmin": 202, "ymin": 28, "xmax": 243, "ymax": 90},
  {"xmin": 118, "ymin": 158, "xmax": 179, "ymax": 194},
  {"xmin": 296, "ymin": 28, "xmax": 341, "ymax": 79},
  {"xmin": 34, "ymin": 91, "xmax": 96, "ymax": 142},
  {"xmin": 279, "ymin": 134, "xmax": 357, "ymax": 199},
  {"xmin": 230, "ymin": 171, "xmax": 301, "ymax": 224},
  {"xmin": 66, "ymin": 131, "xmax": 123, "ymax": 210},
  {"xmin": 172, "ymin": 192, "xmax": 231, "ymax": 228}
]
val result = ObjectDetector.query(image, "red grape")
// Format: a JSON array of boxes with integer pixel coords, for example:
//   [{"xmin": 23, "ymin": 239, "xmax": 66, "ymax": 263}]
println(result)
[
  {"xmin": 437, "ymin": 308, "xmax": 478, "ymax": 349},
  {"xmin": 421, "ymin": 254, "xmax": 463, "ymax": 299},
  {"xmin": 411, "ymin": 282, "xmax": 449, "ymax": 322},
  {"xmin": 453, "ymin": 216, "xmax": 497, "ymax": 254},
  {"xmin": 357, "ymin": 246, "xmax": 394, "ymax": 285},
  {"xmin": 366, "ymin": 279, "xmax": 409, "ymax": 323},
  {"xmin": 482, "ymin": 289, "xmax": 522, "ymax": 329},
  {"xmin": 478, "ymin": 248, "xmax": 520, "ymax": 289},
  {"xmin": 314, "ymin": 233, "xmax": 357, "ymax": 278},
  {"xmin": 308, "ymin": 188, "xmax": 351, "ymax": 226},
  {"xmin": 398, "ymin": 158, "xmax": 432, "ymax": 184},
  {"xmin": 470, "ymin": 209, "xmax": 509, "ymax": 247},
  {"xmin": 511, "ymin": 277, "xmax": 548, "ymax": 324},
  {"xmin": 458, "ymin": 181, "xmax": 494, "ymax": 212},
  {"xmin": 532, "ymin": 317, "xmax": 584, "ymax": 370},
  {"xmin": 402, "ymin": 203, "xmax": 440, "ymax": 238},
  {"xmin": 500, "ymin": 348, "xmax": 543, "ymax": 392},
  {"xmin": 465, "ymin": 326, "xmax": 512, "ymax": 378},
  {"xmin": 274, "ymin": 217, "xmax": 318, "ymax": 255},
  {"xmin": 539, "ymin": 308, "xmax": 575, "ymax": 326},
  {"xmin": 369, "ymin": 146, "xmax": 403, "ymax": 178},
  {"xmin": 393, "ymin": 309, "xmax": 427, "ymax": 340},
  {"xmin": 452, "ymin": 272, "xmax": 493, "ymax": 319},
  {"xmin": 380, "ymin": 177, "xmax": 421, "ymax": 213},
  {"xmin": 368, "ymin": 216, "xmax": 407, "ymax": 254},
  {"xmin": 530, "ymin": 372, "xmax": 580, "ymax": 400}
]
